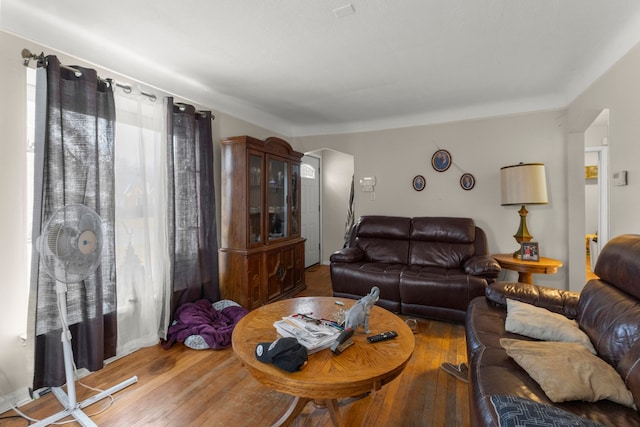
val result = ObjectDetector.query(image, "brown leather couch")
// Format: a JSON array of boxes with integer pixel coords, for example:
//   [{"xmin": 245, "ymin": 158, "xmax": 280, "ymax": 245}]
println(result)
[
  {"xmin": 465, "ymin": 234, "xmax": 640, "ymax": 426},
  {"xmin": 330, "ymin": 216, "xmax": 501, "ymax": 323}
]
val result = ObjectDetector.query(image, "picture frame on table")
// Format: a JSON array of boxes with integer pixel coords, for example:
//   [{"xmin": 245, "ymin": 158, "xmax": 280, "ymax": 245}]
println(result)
[{"xmin": 521, "ymin": 242, "xmax": 539, "ymax": 261}]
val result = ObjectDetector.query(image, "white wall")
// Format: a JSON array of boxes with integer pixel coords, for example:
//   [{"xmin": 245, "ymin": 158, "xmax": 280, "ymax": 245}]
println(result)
[
  {"xmin": 296, "ymin": 111, "xmax": 568, "ymax": 289},
  {"xmin": 0, "ymin": 31, "xmax": 31, "ymax": 407}
]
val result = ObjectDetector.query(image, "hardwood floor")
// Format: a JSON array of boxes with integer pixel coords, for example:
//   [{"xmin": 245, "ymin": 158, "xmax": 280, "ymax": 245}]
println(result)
[{"xmin": 1, "ymin": 265, "xmax": 469, "ymax": 427}]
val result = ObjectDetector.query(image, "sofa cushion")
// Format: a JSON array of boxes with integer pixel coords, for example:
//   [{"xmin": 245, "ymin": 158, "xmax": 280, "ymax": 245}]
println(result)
[
  {"xmin": 410, "ymin": 216, "xmax": 475, "ymax": 242},
  {"xmin": 487, "ymin": 281, "xmax": 580, "ymax": 319},
  {"xmin": 500, "ymin": 339, "xmax": 636, "ymax": 408},
  {"xmin": 400, "ymin": 266, "xmax": 487, "ymax": 322},
  {"xmin": 578, "ymin": 280, "xmax": 640, "ymax": 369},
  {"xmin": 490, "ymin": 395, "xmax": 605, "ymax": 427},
  {"xmin": 357, "ymin": 238, "xmax": 410, "ymax": 264},
  {"xmin": 618, "ymin": 339, "xmax": 640, "ymax": 410},
  {"xmin": 354, "ymin": 215, "xmax": 412, "ymax": 240},
  {"xmin": 329, "ymin": 262, "xmax": 403, "ymax": 313},
  {"xmin": 505, "ymin": 299, "xmax": 596, "ymax": 353},
  {"xmin": 408, "ymin": 217, "xmax": 476, "ymax": 268},
  {"xmin": 329, "ymin": 247, "xmax": 364, "ymax": 263},
  {"xmin": 352, "ymin": 216, "xmax": 411, "ymax": 264},
  {"xmin": 593, "ymin": 234, "xmax": 640, "ymax": 300},
  {"xmin": 464, "ymin": 255, "xmax": 501, "ymax": 276}
]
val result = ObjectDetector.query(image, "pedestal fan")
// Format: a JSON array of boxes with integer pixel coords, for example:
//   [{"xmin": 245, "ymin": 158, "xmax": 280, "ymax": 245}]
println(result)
[{"xmin": 33, "ymin": 204, "xmax": 137, "ymax": 427}]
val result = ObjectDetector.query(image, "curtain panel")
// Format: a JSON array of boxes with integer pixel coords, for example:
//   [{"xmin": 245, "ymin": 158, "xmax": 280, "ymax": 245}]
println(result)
[
  {"xmin": 113, "ymin": 88, "xmax": 167, "ymax": 353},
  {"xmin": 164, "ymin": 98, "xmax": 219, "ymax": 325},
  {"xmin": 29, "ymin": 56, "xmax": 117, "ymax": 389}
]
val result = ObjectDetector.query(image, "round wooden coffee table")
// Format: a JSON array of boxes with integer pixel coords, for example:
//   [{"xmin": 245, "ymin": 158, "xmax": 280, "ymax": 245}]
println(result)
[{"xmin": 232, "ymin": 297, "xmax": 415, "ymax": 427}]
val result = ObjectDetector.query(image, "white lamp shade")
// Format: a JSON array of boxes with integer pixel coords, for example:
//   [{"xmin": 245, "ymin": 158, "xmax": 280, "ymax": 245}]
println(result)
[{"xmin": 501, "ymin": 163, "xmax": 548, "ymax": 206}]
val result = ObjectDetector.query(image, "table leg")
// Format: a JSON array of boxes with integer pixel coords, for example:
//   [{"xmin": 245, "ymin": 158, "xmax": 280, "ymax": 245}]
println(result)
[
  {"xmin": 518, "ymin": 272, "xmax": 533, "ymax": 284},
  {"xmin": 325, "ymin": 399, "xmax": 345, "ymax": 427},
  {"xmin": 271, "ymin": 396, "xmax": 311, "ymax": 427}
]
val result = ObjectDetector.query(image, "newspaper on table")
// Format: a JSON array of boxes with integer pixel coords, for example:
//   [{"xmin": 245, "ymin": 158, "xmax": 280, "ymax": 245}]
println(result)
[{"xmin": 274, "ymin": 314, "xmax": 342, "ymax": 354}]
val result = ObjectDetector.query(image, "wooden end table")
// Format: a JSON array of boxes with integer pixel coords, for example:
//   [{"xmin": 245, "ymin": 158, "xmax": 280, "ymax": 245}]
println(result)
[
  {"xmin": 492, "ymin": 253, "xmax": 563, "ymax": 284},
  {"xmin": 232, "ymin": 297, "xmax": 415, "ymax": 427}
]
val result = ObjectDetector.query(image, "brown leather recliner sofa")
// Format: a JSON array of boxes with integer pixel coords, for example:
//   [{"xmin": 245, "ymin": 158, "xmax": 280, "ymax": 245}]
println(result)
[
  {"xmin": 330, "ymin": 216, "xmax": 501, "ymax": 323},
  {"xmin": 465, "ymin": 234, "xmax": 640, "ymax": 427}
]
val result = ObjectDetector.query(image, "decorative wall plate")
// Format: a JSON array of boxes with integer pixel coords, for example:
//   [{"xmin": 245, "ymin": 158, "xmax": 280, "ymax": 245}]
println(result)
[
  {"xmin": 412, "ymin": 175, "xmax": 426, "ymax": 191},
  {"xmin": 431, "ymin": 149, "xmax": 451, "ymax": 172},
  {"xmin": 460, "ymin": 173, "xmax": 475, "ymax": 190}
]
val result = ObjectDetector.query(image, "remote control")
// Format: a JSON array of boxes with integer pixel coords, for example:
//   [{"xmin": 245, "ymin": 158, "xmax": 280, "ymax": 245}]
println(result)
[{"xmin": 367, "ymin": 331, "xmax": 398, "ymax": 343}]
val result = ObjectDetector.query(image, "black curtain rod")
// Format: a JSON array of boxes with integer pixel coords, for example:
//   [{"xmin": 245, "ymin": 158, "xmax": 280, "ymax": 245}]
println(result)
[
  {"xmin": 20, "ymin": 47, "xmax": 216, "ymax": 119},
  {"xmin": 114, "ymin": 82, "xmax": 157, "ymax": 102},
  {"xmin": 22, "ymin": 48, "xmax": 158, "ymax": 102}
]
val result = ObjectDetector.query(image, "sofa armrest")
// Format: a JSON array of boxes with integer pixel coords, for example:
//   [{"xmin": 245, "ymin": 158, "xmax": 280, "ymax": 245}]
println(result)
[
  {"xmin": 486, "ymin": 281, "xmax": 580, "ymax": 319},
  {"xmin": 463, "ymin": 255, "xmax": 501, "ymax": 278},
  {"xmin": 330, "ymin": 247, "xmax": 365, "ymax": 263}
]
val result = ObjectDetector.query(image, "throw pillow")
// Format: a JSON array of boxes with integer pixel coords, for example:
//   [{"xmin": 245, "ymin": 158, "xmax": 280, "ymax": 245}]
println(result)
[
  {"xmin": 184, "ymin": 334, "xmax": 210, "ymax": 350},
  {"xmin": 505, "ymin": 299, "xmax": 596, "ymax": 353},
  {"xmin": 183, "ymin": 300, "xmax": 244, "ymax": 350},
  {"xmin": 490, "ymin": 395, "xmax": 605, "ymax": 427},
  {"xmin": 500, "ymin": 339, "xmax": 636, "ymax": 408}
]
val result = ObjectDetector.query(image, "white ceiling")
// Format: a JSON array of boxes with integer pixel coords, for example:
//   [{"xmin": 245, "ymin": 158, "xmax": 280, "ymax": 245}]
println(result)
[{"xmin": 3, "ymin": 0, "xmax": 640, "ymax": 137}]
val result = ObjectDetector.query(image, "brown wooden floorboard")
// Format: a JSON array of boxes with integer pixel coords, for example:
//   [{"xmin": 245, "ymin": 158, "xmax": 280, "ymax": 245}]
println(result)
[{"xmin": 1, "ymin": 264, "xmax": 470, "ymax": 427}]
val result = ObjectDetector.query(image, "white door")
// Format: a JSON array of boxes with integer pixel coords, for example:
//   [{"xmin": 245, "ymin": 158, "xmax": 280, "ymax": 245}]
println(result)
[{"xmin": 301, "ymin": 155, "xmax": 321, "ymax": 267}]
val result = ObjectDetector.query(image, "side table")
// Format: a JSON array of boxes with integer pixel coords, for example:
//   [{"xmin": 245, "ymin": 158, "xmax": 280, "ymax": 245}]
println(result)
[{"xmin": 492, "ymin": 253, "xmax": 563, "ymax": 284}]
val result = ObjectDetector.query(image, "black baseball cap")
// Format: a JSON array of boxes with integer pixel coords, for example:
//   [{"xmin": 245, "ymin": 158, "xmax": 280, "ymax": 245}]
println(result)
[{"xmin": 255, "ymin": 337, "xmax": 308, "ymax": 372}]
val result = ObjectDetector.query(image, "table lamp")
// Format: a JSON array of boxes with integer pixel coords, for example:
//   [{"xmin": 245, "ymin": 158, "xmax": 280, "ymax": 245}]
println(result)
[{"xmin": 500, "ymin": 162, "xmax": 548, "ymax": 259}]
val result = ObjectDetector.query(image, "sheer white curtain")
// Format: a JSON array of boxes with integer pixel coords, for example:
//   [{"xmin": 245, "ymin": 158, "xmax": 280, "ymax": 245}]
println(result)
[{"xmin": 113, "ymin": 87, "xmax": 169, "ymax": 356}]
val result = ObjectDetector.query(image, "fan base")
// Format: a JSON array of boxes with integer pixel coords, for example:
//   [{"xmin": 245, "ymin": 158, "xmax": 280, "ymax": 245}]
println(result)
[{"xmin": 30, "ymin": 376, "xmax": 138, "ymax": 427}]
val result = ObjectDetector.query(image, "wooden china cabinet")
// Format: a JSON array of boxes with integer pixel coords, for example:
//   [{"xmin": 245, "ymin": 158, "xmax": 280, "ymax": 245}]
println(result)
[{"xmin": 219, "ymin": 135, "xmax": 306, "ymax": 310}]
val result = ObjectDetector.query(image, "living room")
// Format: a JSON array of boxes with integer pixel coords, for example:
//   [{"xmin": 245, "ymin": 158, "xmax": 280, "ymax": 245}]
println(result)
[{"xmin": 2, "ymin": 1, "xmax": 640, "ymax": 425}]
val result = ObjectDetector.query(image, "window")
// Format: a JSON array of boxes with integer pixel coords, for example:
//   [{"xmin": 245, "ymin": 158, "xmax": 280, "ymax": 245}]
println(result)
[
  {"xmin": 26, "ymin": 70, "xmax": 166, "ymax": 355},
  {"xmin": 112, "ymin": 88, "xmax": 166, "ymax": 354},
  {"xmin": 301, "ymin": 162, "xmax": 316, "ymax": 179},
  {"xmin": 25, "ymin": 68, "xmax": 35, "ymax": 288}
]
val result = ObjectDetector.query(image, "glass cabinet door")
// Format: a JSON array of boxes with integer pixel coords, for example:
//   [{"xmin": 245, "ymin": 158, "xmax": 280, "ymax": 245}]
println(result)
[
  {"xmin": 248, "ymin": 153, "xmax": 263, "ymax": 244},
  {"xmin": 268, "ymin": 157, "xmax": 288, "ymax": 241},
  {"xmin": 291, "ymin": 163, "xmax": 299, "ymax": 235}
]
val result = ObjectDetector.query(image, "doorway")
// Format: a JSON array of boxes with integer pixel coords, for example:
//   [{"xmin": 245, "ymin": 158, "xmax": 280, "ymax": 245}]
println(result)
[
  {"xmin": 301, "ymin": 155, "xmax": 321, "ymax": 267},
  {"xmin": 584, "ymin": 109, "xmax": 609, "ymax": 275}
]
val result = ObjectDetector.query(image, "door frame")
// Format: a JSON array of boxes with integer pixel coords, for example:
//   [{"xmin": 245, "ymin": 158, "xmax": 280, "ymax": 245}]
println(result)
[
  {"xmin": 301, "ymin": 154, "xmax": 322, "ymax": 268},
  {"xmin": 584, "ymin": 145, "xmax": 609, "ymax": 255}
]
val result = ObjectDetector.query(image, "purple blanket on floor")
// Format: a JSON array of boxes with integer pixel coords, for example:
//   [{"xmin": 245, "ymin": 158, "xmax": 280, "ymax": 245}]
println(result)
[{"xmin": 164, "ymin": 299, "xmax": 248, "ymax": 349}]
